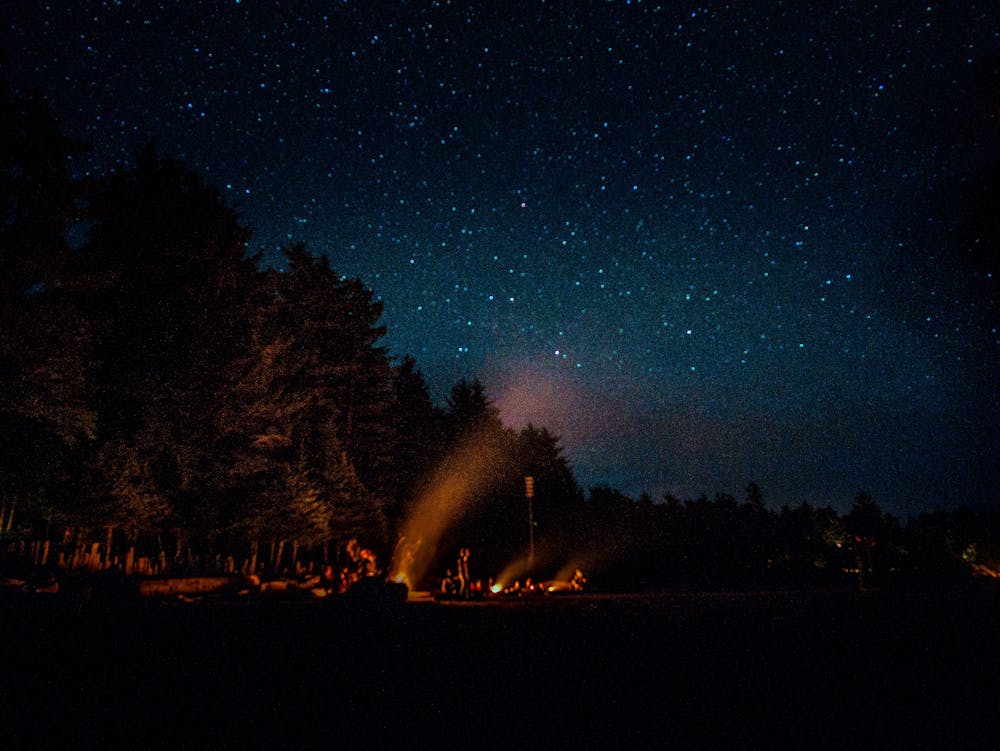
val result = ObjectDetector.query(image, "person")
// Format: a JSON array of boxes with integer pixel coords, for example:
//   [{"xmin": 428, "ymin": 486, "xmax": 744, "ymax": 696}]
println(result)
[
  {"xmin": 322, "ymin": 564, "xmax": 337, "ymax": 594},
  {"xmin": 338, "ymin": 566, "xmax": 353, "ymax": 594},
  {"xmin": 440, "ymin": 569, "xmax": 455, "ymax": 596},
  {"xmin": 570, "ymin": 568, "xmax": 588, "ymax": 592},
  {"xmin": 456, "ymin": 547, "xmax": 471, "ymax": 599}
]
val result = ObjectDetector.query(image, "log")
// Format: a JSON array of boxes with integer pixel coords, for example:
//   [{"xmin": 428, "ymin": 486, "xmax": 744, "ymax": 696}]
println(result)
[{"xmin": 139, "ymin": 575, "xmax": 258, "ymax": 597}]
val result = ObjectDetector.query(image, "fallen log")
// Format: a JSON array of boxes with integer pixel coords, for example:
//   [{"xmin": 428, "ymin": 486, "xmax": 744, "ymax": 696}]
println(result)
[{"xmin": 139, "ymin": 575, "xmax": 260, "ymax": 597}]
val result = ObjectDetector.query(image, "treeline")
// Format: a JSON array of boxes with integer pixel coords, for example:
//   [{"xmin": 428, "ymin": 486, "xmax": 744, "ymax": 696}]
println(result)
[
  {"xmin": 1, "ymin": 82, "xmax": 996, "ymax": 591},
  {"xmin": 566, "ymin": 487, "xmax": 999, "ymax": 591},
  {"xmin": 0, "ymin": 80, "xmax": 584, "ymax": 581}
]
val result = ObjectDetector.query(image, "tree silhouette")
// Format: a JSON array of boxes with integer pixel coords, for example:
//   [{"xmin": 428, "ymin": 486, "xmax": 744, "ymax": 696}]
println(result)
[
  {"xmin": 75, "ymin": 146, "xmax": 259, "ymax": 553},
  {"xmin": 0, "ymin": 80, "xmax": 96, "ymax": 537},
  {"xmin": 386, "ymin": 355, "xmax": 445, "ymax": 528},
  {"xmin": 445, "ymin": 377, "xmax": 503, "ymax": 445},
  {"xmin": 276, "ymin": 244, "xmax": 397, "ymax": 496}
]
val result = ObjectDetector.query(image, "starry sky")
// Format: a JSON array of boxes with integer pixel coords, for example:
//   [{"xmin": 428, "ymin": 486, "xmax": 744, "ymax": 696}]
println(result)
[{"xmin": 4, "ymin": 1, "xmax": 998, "ymax": 515}]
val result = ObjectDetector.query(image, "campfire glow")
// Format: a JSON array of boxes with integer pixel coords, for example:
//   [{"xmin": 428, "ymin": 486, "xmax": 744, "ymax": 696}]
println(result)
[
  {"xmin": 490, "ymin": 545, "xmax": 564, "ymax": 592},
  {"xmin": 553, "ymin": 559, "xmax": 589, "ymax": 584},
  {"xmin": 491, "ymin": 553, "xmax": 534, "ymax": 592},
  {"xmin": 494, "ymin": 557, "xmax": 589, "ymax": 594},
  {"xmin": 389, "ymin": 428, "xmax": 513, "ymax": 589}
]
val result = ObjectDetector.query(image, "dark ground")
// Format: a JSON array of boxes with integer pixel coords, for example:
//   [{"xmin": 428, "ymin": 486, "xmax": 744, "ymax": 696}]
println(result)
[{"xmin": 1, "ymin": 588, "xmax": 998, "ymax": 750}]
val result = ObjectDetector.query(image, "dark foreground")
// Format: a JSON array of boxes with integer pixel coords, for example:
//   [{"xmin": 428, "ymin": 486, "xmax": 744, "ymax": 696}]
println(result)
[{"xmin": 2, "ymin": 588, "xmax": 998, "ymax": 750}]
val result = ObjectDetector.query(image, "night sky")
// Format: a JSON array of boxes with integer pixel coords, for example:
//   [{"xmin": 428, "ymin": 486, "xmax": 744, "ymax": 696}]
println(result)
[{"xmin": 4, "ymin": 1, "xmax": 997, "ymax": 515}]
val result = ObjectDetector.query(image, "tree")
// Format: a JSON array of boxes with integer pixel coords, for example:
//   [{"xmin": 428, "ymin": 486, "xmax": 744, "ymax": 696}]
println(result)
[
  {"xmin": 0, "ymin": 79, "xmax": 96, "ymax": 536},
  {"xmin": 517, "ymin": 423, "xmax": 583, "ymax": 533},
  {"xmin": 76, "ymin": 146, "xmax": 259, "ymax": 549},
  {"xmin": 445, "ymin": 377, "xmax": 503, "ymax": 445},
  {"xmin": 386, "ymin": 355, "xmax": 445, "ymax": 528},
  {"xmin": 844, "ymin": 491, "xmax": 901, "ymax": 588},
  {"xmin": 207, "ymin": 244, "xmax": 392, "ymax": 562},
  {"xmin": 275, "ymin": 244, "xmax": 397, "ymax": 497},
  {"xmin": 85, "ymin": 145, "xmax": 255, "ymax": 436},
  {"xmin": 745, "ymin": 481, "xmax": 765, "ymax": 511}
]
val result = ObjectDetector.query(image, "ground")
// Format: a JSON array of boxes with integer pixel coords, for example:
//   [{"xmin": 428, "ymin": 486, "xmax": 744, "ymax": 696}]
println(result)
[{"xmin": 1, "ymin": 588, "xmax": 997, "ymax": 749}]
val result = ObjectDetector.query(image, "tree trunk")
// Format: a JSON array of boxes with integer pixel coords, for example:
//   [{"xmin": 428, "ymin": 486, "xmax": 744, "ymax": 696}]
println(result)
[
  {"xmin": 2, "ymin": 499, "xmax": 15, "ymax": 533},
  {"xmin": 275, "ymin": 539, "xmax": 286, "ymax": 573},
  {"xmin": 105, "ymin": 525, "xmax": 114, "ymax": 567},
  {"xmin": 249, "ymin": 539, "xmax": 259, "ymax": 576}
]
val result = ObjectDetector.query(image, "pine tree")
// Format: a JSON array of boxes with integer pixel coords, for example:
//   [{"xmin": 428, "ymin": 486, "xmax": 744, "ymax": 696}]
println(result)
[
  {"xmin": 75, "ymin": 146, "xmax": 258, "ymax": 547},
  {"xmin": 386, "ymin": 355, "xmax": 445, "ymax": 527},
  {"xmin": 0, "ymin": 79, "xmax": 96, "ymax": 536}
]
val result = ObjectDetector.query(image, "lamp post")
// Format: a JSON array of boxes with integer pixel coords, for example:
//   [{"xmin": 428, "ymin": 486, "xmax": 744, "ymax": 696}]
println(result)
[{"xmin": 524, "ymin": 475, "xmax": 535, "ymax": 570}]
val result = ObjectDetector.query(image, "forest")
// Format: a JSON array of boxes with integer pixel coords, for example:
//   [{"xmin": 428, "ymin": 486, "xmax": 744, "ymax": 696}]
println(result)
[{"xmin": 1, "ymin": 81, "xmax": 997, "ymax": 594}]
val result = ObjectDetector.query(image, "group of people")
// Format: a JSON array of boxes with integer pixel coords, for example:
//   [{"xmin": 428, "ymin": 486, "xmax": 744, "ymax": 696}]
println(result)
[
  {"xmin": 439, "ymin": 546, "xmax": 475, "ymax": 599},
  {"xmin": 320, "ymin": 539, "xmax": 381, "ymax": 595}
]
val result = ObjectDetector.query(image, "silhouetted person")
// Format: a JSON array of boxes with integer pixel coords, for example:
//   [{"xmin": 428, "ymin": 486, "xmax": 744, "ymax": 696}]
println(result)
[
  {"xmin": 456, "ymin": 547, "xmax": 471, "ymax": 599},
  {"xmin": 441, "ymin": 569, "xmax": 456, "ymax": 596}
]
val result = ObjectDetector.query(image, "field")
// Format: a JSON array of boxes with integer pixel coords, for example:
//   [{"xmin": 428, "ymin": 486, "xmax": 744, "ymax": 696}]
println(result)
[{"xmin": 2, "ymin": 588, "xmax": 997, "ymax": 749}]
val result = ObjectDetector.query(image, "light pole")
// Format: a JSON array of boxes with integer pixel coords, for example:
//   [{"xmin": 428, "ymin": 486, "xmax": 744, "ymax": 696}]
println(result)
[{"xmin": 524, "ymin": 475, "xmax": 535, "ymax": 570}]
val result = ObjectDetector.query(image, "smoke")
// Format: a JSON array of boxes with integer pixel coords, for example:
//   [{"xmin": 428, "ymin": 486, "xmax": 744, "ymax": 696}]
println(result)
[{"xmin": 390, "ymin": 426, "xmax": 514, "ymax": 588}]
